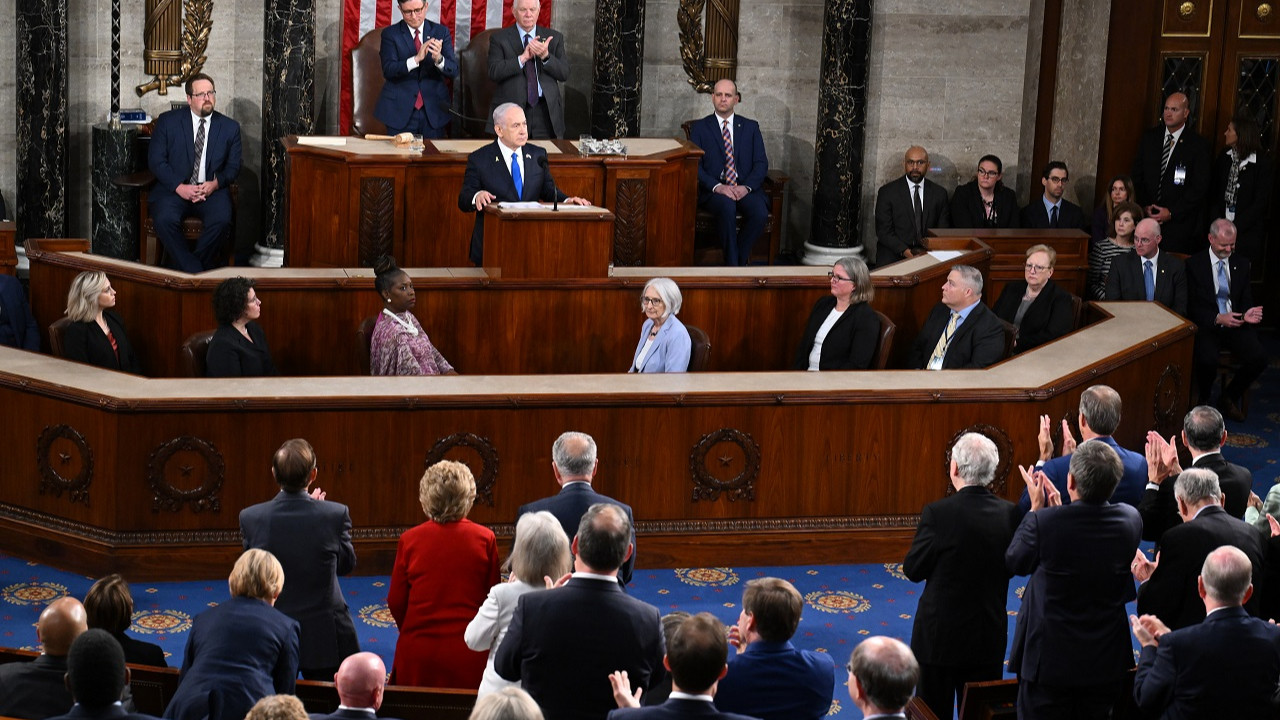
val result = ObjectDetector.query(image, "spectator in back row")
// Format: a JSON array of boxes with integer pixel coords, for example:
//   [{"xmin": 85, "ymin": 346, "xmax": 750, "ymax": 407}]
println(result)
[
  {"xmin": 1104, "ymin": 218, "xmax": 1187, "ymax": 316},
  {"xmin": 1088, "ymin": 200, "xmax": 1141, "ymax": 301},
  {"xmin": 62, "ymin": 271, "xmax": 142, "ymax": 374},
  {"xmin": 0, "ymin": 596, "xmax": 87, "ymax": 719},
  {"xmin": 47, "ymin": 629, "xmax": 155, "ymax": 720},
  {"xmin": 872, "ymin": 146, "xmax": 950, "ymax": 267},
  {"xmin": 908, "ymin": 265, "xmax": 1004, "ymax": 370},
  {"xmin": 1020, "ymin": 161, "xmax": 1085, "ymax": 231},
  {"xmin": 949, "ymin": 154, "xmax": 1019, "ymax": 230},
  {"xmin": 207, "ymin": 276, "xmax": 277, "ymax": 377},
  {"xmin": 1090, "ymin": 174, "xmax": 1135, "ymax": 249},
  {"xmin": 85, "ymin": 573, "xmax": 167, "ymax": 667},
  {"xmin": 1131, "ymin": 91, "xmax": 1211, "ymax": 254},
  {"xmin": 992, "ymin": 244, "xmax": 1073, "ymax": 354}
]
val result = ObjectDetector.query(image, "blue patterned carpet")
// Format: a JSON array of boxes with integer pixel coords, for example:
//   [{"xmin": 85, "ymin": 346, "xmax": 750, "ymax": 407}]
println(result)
[{"xmin": 1, "ymin": 332, "xmax": 1276, "ymax": 720}]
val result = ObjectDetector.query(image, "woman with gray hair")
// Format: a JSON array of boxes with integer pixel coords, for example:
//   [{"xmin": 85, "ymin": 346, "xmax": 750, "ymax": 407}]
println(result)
[
  {"xmin": 629, "ymin": 277, "xmax": 692, "ymax": 373},
  {"xmin": 468, "ymin": 687, "xmax": 545, "ymax": 720},
  {"xmin": 465, "ymin": 511, "xmax": 572, "ymax": 697},
  {"xmin": 388, "ymin": 460, "xmax": 500, "ymax": 689},
  {"xmin": 793, "ymin": 257, "xmax": 879, "ymax": 370},
  {"xmin": 61, "ymin": 270, "xmax": 142, "ymax": 373}
]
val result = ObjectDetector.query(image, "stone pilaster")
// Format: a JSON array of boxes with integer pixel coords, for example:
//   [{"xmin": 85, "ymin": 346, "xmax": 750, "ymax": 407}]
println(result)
[
  {"xmin": 591, "ymin": 0, "xmax": 646, "ymax": 137},
  {"xmin": 262, "ymin": 0, "xmax": 316, "ymax": 252},
  {"xmin": 16, "ymin": 0, "xmax": 68, "ymax": 241}
]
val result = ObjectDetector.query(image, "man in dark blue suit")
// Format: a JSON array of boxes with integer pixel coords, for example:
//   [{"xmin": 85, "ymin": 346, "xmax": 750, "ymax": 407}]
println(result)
[
  {"xmin": 1018, "ymin": 385, "xmax": 1147, "ymax": 511},
  {"xmin": 1131, "ymin": 545, "xmax": 1280, "ymax": 718},
  {"xmin": 687, "ymin": 80, "xmax": 769, "ymax": 266},
  {"xmin": 518, "ymin": 431, "xmax": 636, "ymax": 587},
  {"xmin": 495, "ymin": 503, "xmax": 665, "ymax": 720},
  {"xmin": 458, "ymin": 103, "xmax": 588, "ymax": 265},
  {"xmin": 713, "ymin": 578, "xmax": 834, "ymax": 720},
  {"xmin": 907, "ymin": 265, "xmax": 1005, "ymax": 369},
  {"xmin": 309, "ymin": 652, "xmax": 399, "ymax": 720},
  {"xmin": 47, "ymin": 630, "xmax": 160, "ymax": 720},
  {"xmin": 373, "ymin": 0, "xmax": 458, "ymax": 138},
  {"xmin": 1008, "ymin": 441, "xmax": 1143, "ymax": 720},
  {"xmin": 240, "ymin": 438, "xmax": 359, "ymax": 680},
  {"xmin": 1185, "ymin": 218, "xmax": 1265, "ymax": 419},
  {"xmin": 1019, "ymin": 161, "xmax": 1086, "ymax": 230},
  {"xmin": 0, "ymin": 274, "xmax": 39, "ymax": 350},
  {"xmin": 147, "ymin": 73, "xmax": 241, "ymax": 273},
  {"xmin": 1104, "ymin": 218, "xmax": 1188, "ymax": 316},
  {"xmin": 0, "ymin": 597, "xmax": 86, "ymax": 719},
  {"xmin": 608, "ymin": 613, "xmax": 759, "ymax": 720}
]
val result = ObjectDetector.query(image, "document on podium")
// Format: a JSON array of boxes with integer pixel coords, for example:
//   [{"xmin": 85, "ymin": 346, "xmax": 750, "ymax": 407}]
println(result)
[{"xmin": 497, "ymin": 202, "xmax": 601, "ymax": 211}]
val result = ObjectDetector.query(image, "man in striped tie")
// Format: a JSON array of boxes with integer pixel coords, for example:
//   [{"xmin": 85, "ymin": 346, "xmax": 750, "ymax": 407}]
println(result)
[
  {"xmin": 907, "ymin": 265, "xmax": 1005, "ymax": 370},
  {"xmin": 1185, "ymin": 218, "xmax": 1265, "ymax": 420},
  {"xmin": 688, "ymin": 79, "xmax": 770, "ymax": 266},
  {"xmin": 1130, "ymin": 92, "xmax": 1212, "ymax": 254}
]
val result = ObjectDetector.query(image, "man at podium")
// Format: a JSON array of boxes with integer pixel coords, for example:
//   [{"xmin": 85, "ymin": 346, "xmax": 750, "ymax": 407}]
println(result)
[{"xmin": 458, "ymin": 103, "xmax": 589, "ymax": 265}]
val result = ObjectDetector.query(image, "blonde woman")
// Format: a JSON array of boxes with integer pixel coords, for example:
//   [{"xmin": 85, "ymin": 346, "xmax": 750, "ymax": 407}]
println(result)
[
  {"xmin": 468, "ymin": 687, "xmax": 545, "ymax": 720},
  {"xmin": 388, "ymin": 460, "xmax": 500, "ymax": 688},
  {"xmin": 465, "ymin": 511, "xmax": 572, "ymax": 697},
  {"xmin": 62, "ymin": 271, "xmax": 142, "ymax": 373}
]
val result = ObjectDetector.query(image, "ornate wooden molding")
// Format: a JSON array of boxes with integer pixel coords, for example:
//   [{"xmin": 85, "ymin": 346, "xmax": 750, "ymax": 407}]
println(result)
[
  {"xmin": 358, "ymin": 177, "xmax": 396, "ymax": 267},
  {"xmin": 1154, "ymin": 363, "xmax": 1184, "ymax": 437},
  {"xmin": 148, "ymin": 436, "xmax": 225, "ymax": 513},
  {"xmin": 36, "ymin": 425, "xmax": 94, "ymax": 506},
  {"xmin": 690, "ymin": 428, "xmax": 760, "ymax": 501},
  {"xmin": 137, "ymin": 0, "xmax": 213, "ymax": 96},
  {"xmin": 424, "ymin": 432, "xmax": 500, "ymax": 507},
  {"xmin": 943, "ymin": 424, "xmax": 1013, "ymax": 496},
  {"xmin": 612, "ymin": 179, "xmax": 648, "ymax": 266}
]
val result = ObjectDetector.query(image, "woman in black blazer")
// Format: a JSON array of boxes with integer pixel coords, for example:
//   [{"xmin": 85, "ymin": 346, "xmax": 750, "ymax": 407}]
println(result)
[
  {"xmin": 793, "ymin": 256, "xmax": 880, "ymax": 370},
  {"xmin": 1211, "ymin": 115, "xmax": 1274, "ymax": 268},
  {"xmin": 992, "ymin": 244, "xmax": 1073, "ymax": 354},
  {"xmin": 949, "ymin": 154, "xmax": 1019, "ymax": 229},
  {"xmin": 206, "ymin": 277, "xmax": 278, "ymax": 377},
  {"xmin": 62, "ymin": 271, "xmax": 143, "ymax": 373},
  {"xmin": 85, "ymin": 573, "xmax": 167, "ymax": 667}
]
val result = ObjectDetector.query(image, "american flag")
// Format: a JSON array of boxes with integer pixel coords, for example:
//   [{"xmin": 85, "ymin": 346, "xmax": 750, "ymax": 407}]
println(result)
[{"xmin": 340, "ymin": 0, "xmax": 553, "ymax": 134}]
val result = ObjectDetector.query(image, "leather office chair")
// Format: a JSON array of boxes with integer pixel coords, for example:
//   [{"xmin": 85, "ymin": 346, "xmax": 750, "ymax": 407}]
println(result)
[
  {"xmin": 997, "ymin": 318, "xmax": 1017, "ymax": 361},
  {"xmin": 679, "ymin": 120, "xmax": 787, "ymax": 265},
  {"xmin": 357, "ymin": 315, "xmax": 378, "ymax": 375},
  {"xmin": 685, "ymin": 324, "xmax": 711, "ymax": 371},
  {"xmin": 1067, "ymin": 291, "xmax": 1084, "ymax": 329},
  {"xmin": 180, "ymin": 330, "xmax": 217, "ymax": 377},
  {"xmin": 113, "ymin": 170, "xmax": 238, "ymax": 268},
  {"xmin": 457, "ymin": 29, "xmax": 499, "ymax": 138},
  {"xmin": 48, "ymin": 317, "xmax": 73, "ymax": 358},
  {"xmin": 871, "ymin": 310, "xmax": 896, "ymax": 370},
  {"xmin": 351, "ymin": 28, "xmax": 390, "ymax": 137}
]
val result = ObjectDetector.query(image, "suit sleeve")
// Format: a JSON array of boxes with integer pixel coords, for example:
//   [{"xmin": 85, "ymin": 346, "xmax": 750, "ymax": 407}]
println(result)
[
  {"xmin": 690, "ymin": 122, "xmax": 723, "ymax": 192},
  {"xmin": 1132, "ymin": 643, "xmax": 1175, "ymax": 714},
  {"xmin": 1171, "ymin": 138, "xmax": 1211, "ymax": 222},
  {"xmin": 435, "ymin": 25, "xmax": 459, "ymax": 79},
  {"xmin": 1238, "ymin": 159, "xmax": 1274, "ymax": 238},
  {"xmin": 1138, "ymin": 483, "xmax": 1178, "ymax": 542},
  {"xmin": 273, "ymin": 620, "xmax": 301, "ymax": 694},
  {"xmin": 488, "ymin": 32, "xmax": 524, "ymax": 83},
  {"xmin": 740, "ymin": 122, "xmax": 768, "ymax": 192},
  {"xmin": 336, "ymin": 506, "xmax": 357, "ymax": 576},
  {"xmin": 381, "ymin": 29, "xmax": 412, "ymax": 79},
  {"xmin": 839, "ymin": 304, "xmax": 879, "ymax": 370},
  {"xmin": 966, "ymin": 311, "xmax": 1006, "ymax": 368},
  {"xmin": 901, "ymin": 504, "xmax": 936, "ymax": 582},
  {"xmin": 205, "ymin": 333, "xmax": 242, "ymax": 378},
  {"xmin": 1168, "ymin": 260, "xmax": 1187, "ymax": 316},
  {"xmin": 1131, "ymin": 135, "xmax": 1153, "ymax": 206},
  {"xmin": 1005, "ymin": 512, "xmax": 1040, "ymax": 576},
  {"xmin": 936, "ymin": 190, "xmax": 951, "ymax": 228},
  {"xmin": 148, "ymin": 114, "xmax": 188, "ymax": 193},
  {"xmin": 459, "ymin": 155, "xmax": 483, "ymax": 213},
  {"xmin": 493, "ymin": 596, "xmax": 526, "ymax": 681},
  {"xmin": 61, "ymin": 322, "xmax": 92, "ymax": 365},
  {"xmin": 949, "ymin": 187, "xmax": 975, "ymax": 229},
  {"xmin": 215, "ymin": 121, "xmax": 242, "ymax": 190},
  {"xmin": 1135, "ymin": 531, "xmax": 1187, "ymax": 623},
  {"xmin": 874, "ymin": 186, "xmax": 908, "ymax": 261},
  {"xmin": 387, "ymin": 536, "xmax": 411, "ymax": 627},
  {"xmin": 464, "ymin": 584, "xmax": 503, "ymax": 651},
  {"xmin": 660, "ymin": 325, "xmax": 692, "ymax": 372},
  {"xmin": 538, "ymin": 31, "xmax": 570, "ymax": 82},
  {"xmin": 1103, "ymin": 257, "xmax": 1124, "ymax": 301},
  {"xmin": 239, "ymin": 509, "xmax": 252, "ymax": 551},
  {"xmin": 1019, "ymin": 289, "xmax": 1073, "ymax": 350}
]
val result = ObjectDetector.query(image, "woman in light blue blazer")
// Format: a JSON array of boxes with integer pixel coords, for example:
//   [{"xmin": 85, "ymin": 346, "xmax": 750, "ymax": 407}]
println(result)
[{"xmin": 629, "ymin": 277, "xmax": 692, "ymax": 373}]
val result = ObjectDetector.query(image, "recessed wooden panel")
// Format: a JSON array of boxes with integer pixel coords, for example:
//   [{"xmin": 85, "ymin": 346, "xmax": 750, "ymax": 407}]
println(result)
[
  {"xmin": 1163, "ymin": 0, "xmax": 1216, "ymax": 36},
  {"xmin": 1238, "ymin": 0, "xmax": 1280, "ymax": 37}
]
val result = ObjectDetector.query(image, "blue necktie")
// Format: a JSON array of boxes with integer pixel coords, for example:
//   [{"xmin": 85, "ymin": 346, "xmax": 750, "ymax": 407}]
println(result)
[
  {"xmin": 1143, "ymin": 259, "xmax": 1155, "ymax": 301},
  {"xmin": 511, "ymin": 152, "xmax": 523, "ymax": 198},
  {"xmin": 1216, "ymin": 260, "xmax": 1231, "ymax": 313}
]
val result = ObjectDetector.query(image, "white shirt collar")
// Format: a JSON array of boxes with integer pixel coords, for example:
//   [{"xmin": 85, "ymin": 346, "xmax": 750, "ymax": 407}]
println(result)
[
  {"xmin": 668, "ymin": 691, "xmax": 714, "ymax": 703},
  {"xmin": 572, "ymin": 570, "xmax": 620, "ymax": 582}
]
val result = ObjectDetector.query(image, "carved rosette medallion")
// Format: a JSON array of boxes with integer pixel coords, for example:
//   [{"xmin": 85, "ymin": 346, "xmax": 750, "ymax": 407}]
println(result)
[
  {"xmin": 1260, "ymin": 3, "xmax": 1274, "ymax": 21},
  {"xmin": 424, "ymin": 433, "xmax": 499, "ymax": 507},
  {"xmin": 943, "ymin": 424, "xmax": 1012, "ymax": 496},
  {"xmin": 1179, "ymin": 2, "xmax": 1197, "ymax": 19},
  {"xmin": 148, "ymin": 436, "xmax": 225, "ymax": 513},
  {"xmin": 1154, "ymin": 364, "xmax": 1183, "ymax": 436},
  {"xmin": 36, "ymin": 425, "xmax": 94, "ymax": 505},
  {"xmin": 689, "ymin": 428, "xmax": 760, "ymax": 502}
]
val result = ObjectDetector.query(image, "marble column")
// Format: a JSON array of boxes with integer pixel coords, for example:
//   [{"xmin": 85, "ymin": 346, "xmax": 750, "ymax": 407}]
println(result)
[
  {"xmin": 262, "ymin": 0, "xmax": 316, "ymax": 255},
  {"xmin": 591, "ymin": 0, "xmax": 646, "ymax": 137},
  {"xmin": 805, "ymin": 0, "xmax": 873, "ymax": 262},
  {"xmin": 91, "ymin": 125, "xmax": 140, "ymax": 260},
  {"xmin": 16, "ymin": 0, "xmax": 69, "ymax": 242}
]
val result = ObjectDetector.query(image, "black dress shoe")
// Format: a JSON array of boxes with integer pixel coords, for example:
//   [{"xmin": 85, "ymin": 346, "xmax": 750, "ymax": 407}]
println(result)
[{"xmin": 1220, "ymin": 396, "xmax": 1247, "ymax": 422}]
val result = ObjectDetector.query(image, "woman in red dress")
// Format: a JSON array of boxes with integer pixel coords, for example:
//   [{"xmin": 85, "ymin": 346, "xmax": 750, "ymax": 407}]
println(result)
[{"xmin": 388, "ymin": 460, "xmax": 500, "ymax": 688}]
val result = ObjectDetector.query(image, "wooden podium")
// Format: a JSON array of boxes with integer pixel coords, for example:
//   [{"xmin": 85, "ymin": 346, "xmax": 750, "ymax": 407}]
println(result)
[{"xmin": 481, "ymin": 203, "xmax": 615, "ymax": 279}]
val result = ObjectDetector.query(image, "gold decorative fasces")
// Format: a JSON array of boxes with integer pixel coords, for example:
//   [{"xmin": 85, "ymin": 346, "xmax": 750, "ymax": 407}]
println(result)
[
  {"xmin": 423, "ymin": 432, "xmax": 499, "ymax": 507},
  {"xmin": 36, "ymin": 425, "xmax": 94, "ymax": 506},
  {"xmin": 1161, "ymin": 0, "xmax": 1213, "ymax": 36},
  {"xmin": 942, "ymin": 424, "xmax": 1013, "ymax": 497},
  {"xmin": 677, "ymin": 0, "xmax": 739, "ymax": 93},
  {"xmin": 148, "ymin": 436, "xmax": 225, "ymax": 513},
  {"xmin": 137, "ymin": 0, "xmax": 213, "ymax": 97},
  {"xmin": 689, "ymin": 428, "xmax": 760, "ymax": 502}
]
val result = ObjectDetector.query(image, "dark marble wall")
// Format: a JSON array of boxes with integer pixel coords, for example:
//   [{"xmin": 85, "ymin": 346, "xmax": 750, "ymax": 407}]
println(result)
[
  {"xmin": 91, "ymin": 125, "xmax": 140, "ymax": 260},
  {"xmin": 262, "ymin": 0, "xmax": 317, "ymax": 250},
  {"xmin": 591, "ymin": 0, "xmax": 645, "ymax": 137},
  {"xmin": 16, "ymin": 0, "xmax": 69, "ymax": 242},
  {"xmin": 809, "ymin": 0, "xmax": 872, "ymax": 249}
]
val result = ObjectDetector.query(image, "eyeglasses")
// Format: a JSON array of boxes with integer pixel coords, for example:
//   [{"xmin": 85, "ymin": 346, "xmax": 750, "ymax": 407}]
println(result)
[
  {"xmin": 640, "ymin": 297, "xmax": 664, "ymax": 306},
  {"xmin": 189, "ymin": 91, "xmax": 216, "ymax": 99},
  {"xmin": 401, "ymin": 5, "xmax": 426, "ymax": 14},
  {"xmin": 828, "ymin": 272, "xmax": 853, "ymax": 284},
  {"xmin": 1046, "ymin": 175, "xmax": 1068, "ymax": 184},
  {"xmin": 976, "ymin": 168, "xmax": 1000, "ymax": 178},
  {"xmin": 1024, "ymin": 263, "xmax": 1051, "ymax": 273}
]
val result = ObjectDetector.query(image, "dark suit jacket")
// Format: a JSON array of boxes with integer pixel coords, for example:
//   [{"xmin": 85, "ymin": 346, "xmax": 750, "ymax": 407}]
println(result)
[
  {"xmin": 613, "ymin": 699, "xmax": 759, "ymax": 720},
  {"xmin": 1211, "ymin": 151, "xmax": 1274, "ymax": 253},
  {"xmin": 1017, "ymin": 436, "xmax": 1148, "ymax": 512},
  {"xmin": 1134, "ymin": 606, "xmax": 1280, "ymax": 719},
  {"xmin": 48, "ymin": 704, "xmax": 163, "ymax": 720},
  {"xmin": 163, "ymin": 596, "xmax": 300, "ymax": 720},
  {"xmin": 949, "ymin": 181, "xmax": 1019, "ymax": 229},
  {"xmin": 63, "ymin": 311, "xmax": 143, "ymax": 374},
  {"xmin": 1138, "ymin": 451, "xmax": 1253, "ymax": 543},
  {"xmin": 904, "ymin": 486, "xmax": 1023, "ymax": 667},
  {"xmin": 1131, "ymin": 124, "xmax": 1212, "ymax": 253},
  {"xmin": 872, "ymin": 176, "xmax": 950, "ymax": 266},
  {"xmin": 310, "ymin": 707, "xmax": 397, "ymax": 720},
  {"xmin": 907, "ymin": 302, "xmax": 1005, "ymax": 370},
  {"xmin": 374, "ymin": 19, "xmax": 458, "ymax": 133},
  {"xmin": 991, "ymin": 279, "xmax": 1073, "ymax": 353},
  {"xmin": 494, "ymin": 576, "xmax": 664, "ymax": 720},
  {"xmin": 1185, "ymin": 248, "xmax": 1253, "ymax": 331},
  {"xmin": 1103, "ymin": 250, "xmax": 1188, "ymax": 316},
  {"xmin": 148, "ymin": 108, "xmax": 241, "ymax": 204},
  {"xmin": 115, "ymin": 632, "xmax": 168, "ymax": 667},
  {"xmin": 486, "ymin": 24, "xmax": 569, "ymax": 138},
  {"xmin": 1018, "ymin": 197, "xmax": 1086, "ymax": 231},
  {"xmin": 0, "ymin": 275, "xmax": 39, "ymax": 350},
  {"xmin": 206, "ymin": 322, "xmax": 277, "ymax": 377},
  {"xmin": 458, "ymin": 141, "xmax": 565, "ymax": 265},
  {"xmin": 1006, "ymin": 500, "xmax": 1142, "ymax": 685},
  {"xmin": 518, "ymin": 482, "xmax": 636, "ymax": 586},
  {"xmin": 0, "ymin": 654, "xmax": 74, "ymax": 720},
  {"xmin": 688, "ymin": 113, "xmax": 769, "ymax": 196},
  {"xmin": 714, "ymin": 640, "xmax": 835, "ymax": 720},
  {"xmin": 792, "ymin": 298, "xmax": 879, "ymax": 370},
  {"xmin": 1136, "ymin": 505, "xmax": 1266, "ymax": 630},
  {"xmin": 241, "ymin": 489, "xmax": 358, "ymax": 670}
]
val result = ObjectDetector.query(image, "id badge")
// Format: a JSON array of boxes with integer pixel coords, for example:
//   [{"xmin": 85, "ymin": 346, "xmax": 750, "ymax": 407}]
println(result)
[{"xmin": 1173, "ymin": 165, "xmax": 1187, "ymax": 186}]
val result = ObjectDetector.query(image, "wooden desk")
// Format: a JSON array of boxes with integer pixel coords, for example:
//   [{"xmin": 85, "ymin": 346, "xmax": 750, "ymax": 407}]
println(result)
[
  {"xmin": 285, "ymin": 137, "xmax": 700, "ymax": 269},
  {"xmin": 481, "ymin": 204, "xmax": 615, "ymax": 279},
  {"xmin": 929, "ymin": 228, "xmax": 1090, "ymax": 300}
]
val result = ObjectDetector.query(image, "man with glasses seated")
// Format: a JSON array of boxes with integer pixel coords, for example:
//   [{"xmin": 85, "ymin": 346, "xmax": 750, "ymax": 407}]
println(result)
[
  {"xmin": 374, "ymin": 0, "xmax": 457, "ymax": 139},
  {"xmin": 1104, "ymin": 217, "xmax": 1188, "ymax": 316},
  {"xmin": 147, "ymin": 73, "xmax": 242, "ymax": 272},
  {"xmin": 1019, "ymin": 161, "xmax": 1086, "ymax": 231}
]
